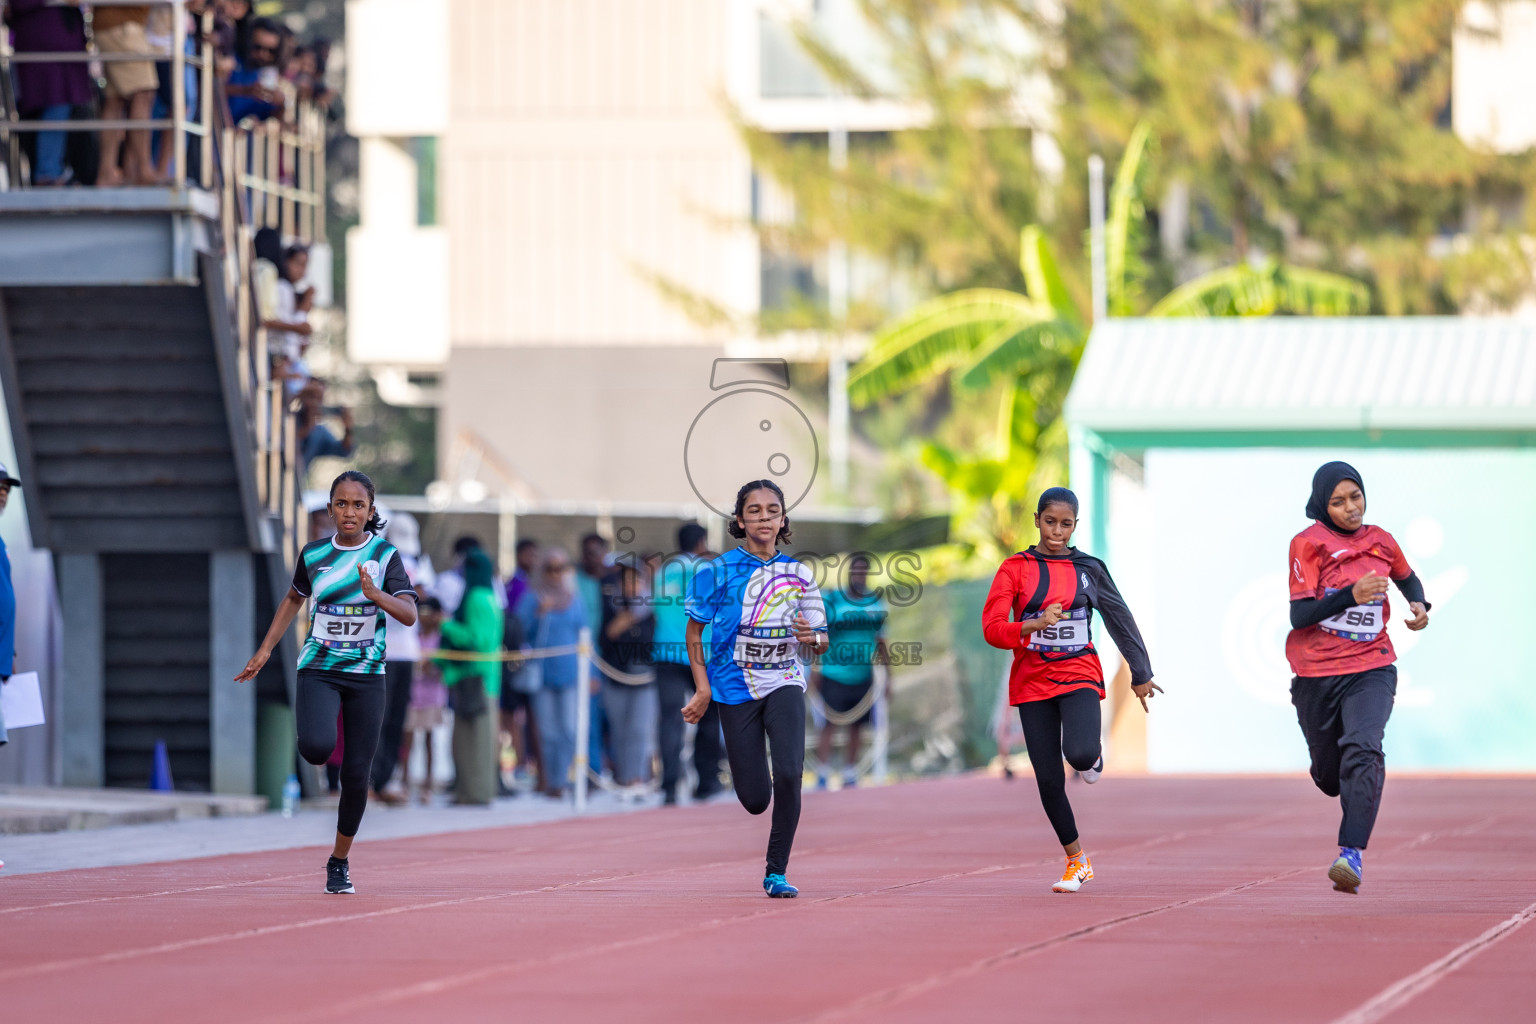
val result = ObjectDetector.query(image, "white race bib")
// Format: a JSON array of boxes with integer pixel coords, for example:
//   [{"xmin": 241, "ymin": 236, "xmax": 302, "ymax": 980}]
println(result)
[
  {"xmin": 1319, "ymin": 599, "xmax": 1384, "ymax": 641},
  {"xmin": 1027, "ymin": 608, "xmax": 1090, "ymax": 653},
  {"xmin": 311, "ymin": 602, "xmax": 378, "ymax": 650},
  {"xmin": 734, "ymin": 626, "xmax": 796, "ymax": 668}
]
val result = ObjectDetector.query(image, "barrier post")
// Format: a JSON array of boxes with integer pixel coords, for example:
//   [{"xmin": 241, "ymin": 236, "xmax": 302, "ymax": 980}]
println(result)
[
  {"xmin": 171, "ymin": 0, "xmax": 187, "ymax": 189},
  {"xmin": 574, "ymin": 628, "xmax": 591, "ymax": 812},
  {"xmin": 872, "ymin": 662, "xmax": 889, "ymax": 785}
]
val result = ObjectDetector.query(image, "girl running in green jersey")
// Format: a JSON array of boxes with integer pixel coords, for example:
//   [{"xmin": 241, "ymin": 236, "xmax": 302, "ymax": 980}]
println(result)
[{"xmin": 237, "ymin": 471, "xmax": 418, "ymax": 894}]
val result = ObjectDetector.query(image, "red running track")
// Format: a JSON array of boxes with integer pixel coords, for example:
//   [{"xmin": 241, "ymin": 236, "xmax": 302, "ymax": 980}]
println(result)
[{"xmin": 2, "ymin": 774, "xmax": 1533, "ymax": 1023}]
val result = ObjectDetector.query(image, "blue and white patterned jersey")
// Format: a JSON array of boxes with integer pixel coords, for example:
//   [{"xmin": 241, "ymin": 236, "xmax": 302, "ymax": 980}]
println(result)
[{"xmin": 686, "ymin": 547, "xmax": 828, "ymax": 705}]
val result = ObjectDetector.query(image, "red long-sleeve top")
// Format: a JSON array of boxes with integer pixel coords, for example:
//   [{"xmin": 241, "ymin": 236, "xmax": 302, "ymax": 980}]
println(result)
[{"xmin": 982, "ymin": 547, "xmax": 1153, "ymax": 705}]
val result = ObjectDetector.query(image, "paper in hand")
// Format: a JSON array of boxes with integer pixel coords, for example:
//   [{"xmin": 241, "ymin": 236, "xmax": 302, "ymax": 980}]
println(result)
[{"xmin": 0, "ymin": 671, "xmax": 45, "ymax": 729}]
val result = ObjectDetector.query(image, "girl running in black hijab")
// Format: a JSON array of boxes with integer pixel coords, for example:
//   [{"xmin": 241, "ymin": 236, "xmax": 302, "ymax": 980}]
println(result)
[{"xmin": 1287, "ymin": 461, "xmax": 1431, "ymax": 894}]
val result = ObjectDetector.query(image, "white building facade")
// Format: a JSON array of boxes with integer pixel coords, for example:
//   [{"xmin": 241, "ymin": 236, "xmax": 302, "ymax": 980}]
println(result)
[{"xmin": 344, "ymin": 0, "xmax": 914, "ymax": 512}]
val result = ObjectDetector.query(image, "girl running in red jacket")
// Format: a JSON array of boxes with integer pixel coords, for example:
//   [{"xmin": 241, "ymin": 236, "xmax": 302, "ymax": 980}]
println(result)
[{"xmin": 982, "ymin": 487, "xmax": 1159, "ymax": 892}]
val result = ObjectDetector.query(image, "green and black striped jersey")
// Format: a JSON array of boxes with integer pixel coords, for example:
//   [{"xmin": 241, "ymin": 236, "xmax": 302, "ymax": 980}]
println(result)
[{"xmin": 291, "ymin": 534, "xmax": 415, "ymax": 675}]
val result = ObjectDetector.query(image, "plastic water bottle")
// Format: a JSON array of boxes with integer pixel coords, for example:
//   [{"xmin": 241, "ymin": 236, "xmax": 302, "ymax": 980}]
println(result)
[{"xmin": 281, "ymin": 774, "xmax": 300, "ymax": 818}]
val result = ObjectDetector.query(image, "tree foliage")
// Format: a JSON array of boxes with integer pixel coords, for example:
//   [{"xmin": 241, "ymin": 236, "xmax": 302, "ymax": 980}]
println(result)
[
  {"xmin": 708, "ymin": 1, "xmax": 1534, "ymax": 553},
  {"xmin": 846, "ymin": 127, "xmax": 1366, "ymax": 555},
  {"xmin": 1031, "ymin": 0, "xmax": 1536, "ymax": 314}
]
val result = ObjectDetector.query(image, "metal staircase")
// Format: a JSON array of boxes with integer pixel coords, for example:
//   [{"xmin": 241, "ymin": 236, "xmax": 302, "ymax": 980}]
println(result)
[{"xmin": 0, "ymin": 3, "xmax": 321, "ymax": 793}]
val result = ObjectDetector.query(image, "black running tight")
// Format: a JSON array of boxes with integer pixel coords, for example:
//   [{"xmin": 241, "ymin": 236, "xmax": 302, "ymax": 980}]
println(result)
[
  {"xmin": 719, "ymin": 685, "xmax": 805, "ymax": 876},
  {"xmin": 1017, "ymin": 688, "xmax": 1102, "ymax": 847},
  {"xmin": 296, "ymin": 669, "xmax": 387, "ymax": 838}
]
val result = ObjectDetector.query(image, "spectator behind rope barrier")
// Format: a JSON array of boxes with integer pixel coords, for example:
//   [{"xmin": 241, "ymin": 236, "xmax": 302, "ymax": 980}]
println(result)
[
  {"xmin": 516, "ymin": 549, "xmax": 588, "ymax": 800},
  {"xmin": 437, "ymin": 549, "xmax": 501, "ymax": 806},
  {"xmin": 599, "ymin": 555, "xmax": 656, "ymax": 799}
]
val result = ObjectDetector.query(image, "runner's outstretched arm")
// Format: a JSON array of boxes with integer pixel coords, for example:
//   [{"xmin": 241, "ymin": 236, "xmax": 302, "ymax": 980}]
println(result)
[
  {"xmin": 236, "ymin": 589, "xmax": 305, "ymax": 682},
  {"xmin": 1082, "ymin": 559, "xmax": 1152, "ymax": 686}
]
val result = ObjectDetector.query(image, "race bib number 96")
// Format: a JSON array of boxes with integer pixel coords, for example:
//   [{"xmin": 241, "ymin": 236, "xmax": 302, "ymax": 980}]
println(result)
[
  {"xmin": 1027, "ymin": 607, "xmax": 1090, "ymax": 653},
  {"xmin": 1319, "ymin": 594, "xmax": 1384, "ymax": 642},
  {"xmin": 312, "ymin": 602, "xmax": 378, "ymax": 650}
]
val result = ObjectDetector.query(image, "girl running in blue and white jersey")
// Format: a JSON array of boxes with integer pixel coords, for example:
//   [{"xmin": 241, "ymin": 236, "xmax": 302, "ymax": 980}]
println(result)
[{"xmin": 683, "ymin": 480, "xmax": 828, "ymax": 897}]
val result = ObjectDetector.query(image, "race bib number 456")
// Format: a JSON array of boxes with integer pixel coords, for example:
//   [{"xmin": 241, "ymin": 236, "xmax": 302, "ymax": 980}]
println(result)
[
  {"xmin": 1027, "ymin": 607, "xmax": 1090, "ymax": 653},
  {"xmin": 312, "ymin": 602, "xmax": 378, "ymax": 650}
]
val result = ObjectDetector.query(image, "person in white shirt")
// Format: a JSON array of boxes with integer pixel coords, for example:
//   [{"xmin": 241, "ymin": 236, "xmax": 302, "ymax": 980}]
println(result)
[{"xmin": 370, "ymin": 512, "xmax": 426, "ymax": 803}]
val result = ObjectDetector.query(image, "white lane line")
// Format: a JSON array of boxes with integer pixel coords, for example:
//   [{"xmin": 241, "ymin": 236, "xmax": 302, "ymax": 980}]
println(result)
[{"xmin": 1329, "ymin": 900, "xmax": 1536, "ymax": 1024}]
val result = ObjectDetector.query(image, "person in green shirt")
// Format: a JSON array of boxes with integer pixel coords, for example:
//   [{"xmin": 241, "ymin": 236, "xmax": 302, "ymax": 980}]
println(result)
[
  {"xmin": 438, "ymin": 548, "xmax": 502, "ymax": 805},
  {"xmin": 812, "ymin": 554, "xmax": 889, "ymax": 790}
]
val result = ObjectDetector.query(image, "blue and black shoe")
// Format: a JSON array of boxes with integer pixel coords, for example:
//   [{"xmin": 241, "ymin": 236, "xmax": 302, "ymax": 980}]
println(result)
[
  {"xmin": 763, "ymin": 873, "xmax": 799, "ymax": 898},
  {"xmin": 1328, "ymin": 846, "xmax": 1362, "ymax": 894}
]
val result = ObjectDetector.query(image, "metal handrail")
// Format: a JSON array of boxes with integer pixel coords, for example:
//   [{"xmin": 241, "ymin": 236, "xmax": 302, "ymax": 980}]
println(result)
[
  {"xmin": 0, "ymin": 0, "xmax": 213, "ymax": 189},
  {"xmin": 0, "ymin": 0, "xmax": 323, "ymax": 568}
]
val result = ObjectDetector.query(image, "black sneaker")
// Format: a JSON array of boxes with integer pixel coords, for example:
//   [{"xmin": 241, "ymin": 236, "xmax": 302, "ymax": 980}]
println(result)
[{"xmin": 326, "ymin": 856, "xmax": 355, "ymax": 894}]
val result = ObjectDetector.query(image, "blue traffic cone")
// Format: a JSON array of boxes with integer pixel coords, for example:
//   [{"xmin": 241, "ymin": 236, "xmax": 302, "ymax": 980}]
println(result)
[{"xmin": 149, "ymin": 739, "xmax": 175, "ymax": 792}]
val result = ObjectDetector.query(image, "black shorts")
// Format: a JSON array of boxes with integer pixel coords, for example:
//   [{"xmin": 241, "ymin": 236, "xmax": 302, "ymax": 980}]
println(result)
[
  {"xmin": 819, "ymin": 677, "xmax": 873, "ymax": 725},
  {"xmin": 499, "ymin": 683, "xmax": 530, "ymax": 714}
]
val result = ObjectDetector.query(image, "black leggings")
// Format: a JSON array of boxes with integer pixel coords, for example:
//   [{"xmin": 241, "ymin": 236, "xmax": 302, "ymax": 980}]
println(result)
[
  {"xmin": 719, "ymin": 686, "xmax": 805, "ymax": 876},
  {"xmin": 297, "ymin": 669, "xmax": 387, "ymax": 838},
  {"xmin": 1017, "ymin": 688, "xmax": 1102, "ymax": 847}
]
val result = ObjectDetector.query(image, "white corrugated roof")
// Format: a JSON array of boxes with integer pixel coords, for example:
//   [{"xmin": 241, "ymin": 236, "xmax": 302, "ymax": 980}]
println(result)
[{"xmin": 1065, "ymin": 317, "xmax": 1536, "ymax": 432}]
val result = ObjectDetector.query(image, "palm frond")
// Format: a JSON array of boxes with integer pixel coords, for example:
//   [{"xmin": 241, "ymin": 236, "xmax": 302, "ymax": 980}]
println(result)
[
  {"xmin": 1275, "ymin": 265, "xmax": 1373, "ymax": 315},
  {"xmin": 848, "ymin": 288, "xmax": 1042, "ymax": 405},
  {"xmin": 1019, "ymin": 226, "xmax": 1080, "ymax": 325},
  {"xmin": 1147, "ymin": 262, "xmax": 1370, "ymax": 317},
  {"xmin": 954, "ymin": 316, "xmax": 1082, "ymax": 392},
  {"xmin": 1106, "ymin": 121, "xmax": 1154, "ymax": 316}
]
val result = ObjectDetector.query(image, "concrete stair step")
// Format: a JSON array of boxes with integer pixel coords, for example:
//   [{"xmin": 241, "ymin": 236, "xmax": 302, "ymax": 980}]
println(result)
[{"xmin": 0, "ymin": 785, "xmax": 268, "ymax": 835}]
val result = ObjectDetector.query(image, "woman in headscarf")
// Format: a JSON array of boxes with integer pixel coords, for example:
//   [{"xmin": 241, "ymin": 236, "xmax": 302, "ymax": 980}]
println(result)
[
  {"xmin": 981, "ymin": 487, "xmax": 1158, "ymax": 894},
  {"xmin": 438, "ymin": 548, "xmax": 501, "ymax": 805},
  {"xmin": 516, "ymin": 548, "xmax": 590, "ymax": 799},
  {"xmin": 1286, "ymin": 461, "xmax": 1431, "ymax": 894}
]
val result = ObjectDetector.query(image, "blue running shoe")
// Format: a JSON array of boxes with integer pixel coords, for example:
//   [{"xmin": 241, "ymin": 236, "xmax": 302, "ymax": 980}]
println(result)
[
  {"xmin": 763, "ymin": 873, "xmax": 799, "ymax": 898},
  {"xmin": 1329, "ymin": 846, "xmax": 1362, "ymax": 894}
]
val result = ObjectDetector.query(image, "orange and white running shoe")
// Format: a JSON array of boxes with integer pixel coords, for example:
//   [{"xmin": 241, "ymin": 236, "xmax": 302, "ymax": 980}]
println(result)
[{"xmin": 1052, "ymin": 853, "xmax": 1093, "ymax": 893}]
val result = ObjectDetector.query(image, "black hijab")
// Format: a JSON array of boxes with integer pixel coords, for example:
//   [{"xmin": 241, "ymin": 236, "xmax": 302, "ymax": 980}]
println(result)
[{"xmin": 1305, "ymin": 461, "xmax": 1364, "ymax": 533}]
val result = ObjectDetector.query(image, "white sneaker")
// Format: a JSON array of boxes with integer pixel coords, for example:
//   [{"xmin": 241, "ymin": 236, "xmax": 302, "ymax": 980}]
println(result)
[
  {"xmin": 1052, "ymin": 853, "xmax": 1094, "ymax": 893},
  {"xmin": 1081, "ymin": 755, "xmax": 1103, "ymax": 784}
]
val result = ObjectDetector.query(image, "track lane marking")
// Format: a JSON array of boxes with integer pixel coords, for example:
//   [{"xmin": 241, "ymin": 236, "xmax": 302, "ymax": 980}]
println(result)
[
  {"xmin": 803, "ymin": 816, "xmax": 1503, "ymax": 1022},
  {"xmin": 240, "ymin": 809, "xmax": 1307, "ymax": 1022},
  {"xmin": 0, "ymin": 817, "xmax": 1017, "ymax": 980},
  {"xmin": 0, "ymin": 817, "xmax": 746, "ymax": 917},
  {"xmin": 1328, "ymin": 899, "xmax": 1536, "ymax": 1024}
]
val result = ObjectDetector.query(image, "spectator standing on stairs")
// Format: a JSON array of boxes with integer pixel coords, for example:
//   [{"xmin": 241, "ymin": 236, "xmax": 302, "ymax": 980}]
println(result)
[
  {"xmin": 6, "ymin": 0, "xmax": 93, "ymax": 187},
  {"xmin": 296, "ymin": 378, "xmax": 354, "ymax": 470},
  {"xmin": 264, "ymin": 244, "xmax": 314, "ymax": 395},
  {"xmin": 93, "ymin": 4, "xmax": 162, "ymax": 187}
]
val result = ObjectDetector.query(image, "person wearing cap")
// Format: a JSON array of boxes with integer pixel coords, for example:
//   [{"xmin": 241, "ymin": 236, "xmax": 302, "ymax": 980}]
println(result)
[{"xmin": 0, "ymin": 463, "xmax": 22, "ymax": 747}]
